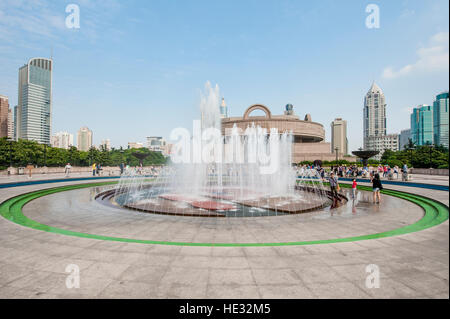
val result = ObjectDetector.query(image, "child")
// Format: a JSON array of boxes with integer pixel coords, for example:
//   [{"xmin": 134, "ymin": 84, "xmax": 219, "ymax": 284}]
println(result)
[{"xmin": 352, "ymin": 178, "xmax": 357, "ymax": 199}]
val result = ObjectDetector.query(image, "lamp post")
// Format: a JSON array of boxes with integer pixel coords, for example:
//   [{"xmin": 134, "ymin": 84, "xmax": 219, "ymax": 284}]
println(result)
[{"xmin": 335, "ymin": 147, "xmax": 339, "ymax": 162}]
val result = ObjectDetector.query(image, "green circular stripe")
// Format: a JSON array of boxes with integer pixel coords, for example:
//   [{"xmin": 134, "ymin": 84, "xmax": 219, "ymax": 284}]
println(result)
[{"xmin": 0, "ymin": 182, "xmax": 448, "ymax": 247}]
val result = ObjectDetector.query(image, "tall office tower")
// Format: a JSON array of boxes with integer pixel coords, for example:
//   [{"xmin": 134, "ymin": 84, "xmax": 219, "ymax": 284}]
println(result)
[
  {"xmin": 220, "ymin": 98, "xmax": 228, "ymax": 118},
  {"xmin": 399, "ymin": 129, "xmax": 411, "ymax": 150},
  {"xmin": 363, "ymin": 82, "xmax": 386, "ymax": 150},
  {"xmin": 77, "ymin": 127, "xmax": 93, "ymax": 151},
  {"xmin": 16, "ymin": 58, "xmax": 53, "ymax": 144},
  {"xmin": 0, "ymin": 95, "xmax": 9, "ymax": 138},
  {"xmin": 51, "ymin": 131, "xmax": 74, "ymax": 149},
  {"xmin": 100, "ymin": 139, "xmax": 111, "ymax": 151},
  {"xmin": 7, "ymin": 108, "xmax": 13, "ymax": 139},
  {"xmin": 410, "ymin": 105, "xmax": 433, "ymax": 146},
  {"xmin": 330, "ymin": 118, "xmax": 348, "ymax": 155},
  {"xmin": 433, "ymin": 92, "xmax": 449, "ymax": 148}
]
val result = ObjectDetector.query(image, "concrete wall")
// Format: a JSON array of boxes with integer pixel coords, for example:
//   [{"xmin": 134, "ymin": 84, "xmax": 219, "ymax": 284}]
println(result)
[{"xmin": 410, "ymin": 168, "xmax": 449, "ymax": 176}]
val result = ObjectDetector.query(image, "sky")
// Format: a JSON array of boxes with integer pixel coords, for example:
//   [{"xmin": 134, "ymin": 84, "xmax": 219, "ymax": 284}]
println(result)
[{"xmin": 0, "ymin": 0, "xmax": 448, "ymax": 151}]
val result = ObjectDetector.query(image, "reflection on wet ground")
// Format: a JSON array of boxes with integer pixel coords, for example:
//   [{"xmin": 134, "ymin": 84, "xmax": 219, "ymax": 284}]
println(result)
[{"xmin": 22, "ymin": 185, "xmax": 424, "ymax": 244}]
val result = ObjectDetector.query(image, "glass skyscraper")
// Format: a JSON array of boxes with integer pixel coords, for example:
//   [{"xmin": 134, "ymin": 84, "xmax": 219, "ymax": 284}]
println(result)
[
  {"xmin": 16, "ymin": 58, "xmax": 52, "ymax": 144},
  {"xmin": 433, "ymin": 92, "xmax": 449, "ymax": 148},
  {"xmin": 410, "ymin": 105, "xmax": 433, "ymax": 146}
]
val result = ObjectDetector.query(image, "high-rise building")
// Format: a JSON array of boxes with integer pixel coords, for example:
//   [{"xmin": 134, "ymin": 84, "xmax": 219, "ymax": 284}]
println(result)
[
  {"xmin": 220, "ymin": 98, "xmax": 228, "ymax": 118},
  {"xmin": 7, "ymin": 108, "xmax": 13, "ymax": 139},
  {"xmin": 16, "ymin": 58, "xmax": 53, "ymax": 144},
  {"xmin": 77, "ymin": 127, "xmax": 93, "ymax": 151},
  {"xmin": 51, "ymin": 131, "xmax": 74, "ymax": 149},
  {"xmin": 399, "ymin": 129, "xmax": 411, "ymax": 150},
  {"xmin": 0, "ymin": 95, "xmax": 9, "ymax": 138},
  {"xmin": 100, "ymin": 139, "xmax": 111, "ymax": 151},
  {"xmin": 410, "ymin": 105, "xmax": 433, "ymax": 146},
  {"xmin": 363, "ymin": 82, "xmax": 386, "ymax": 149},
  {"xmin": 433, "ymin": 92, "xmax": 449, "ymax": 148},
  {"xmin": 331, "ymin": 118, "xmax": 348, "ymax": 156}
]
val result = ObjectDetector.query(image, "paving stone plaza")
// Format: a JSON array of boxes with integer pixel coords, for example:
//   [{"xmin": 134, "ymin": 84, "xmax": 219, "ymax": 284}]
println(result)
[{"xmin": 0, "ymin": 173, "xmax": 448, "ymax": 299}]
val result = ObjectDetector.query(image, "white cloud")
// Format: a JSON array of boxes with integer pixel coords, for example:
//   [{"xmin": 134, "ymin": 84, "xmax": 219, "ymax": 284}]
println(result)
[{"xmin": 382, "ymin": 31, "xmax": 449, "ymax": 79}]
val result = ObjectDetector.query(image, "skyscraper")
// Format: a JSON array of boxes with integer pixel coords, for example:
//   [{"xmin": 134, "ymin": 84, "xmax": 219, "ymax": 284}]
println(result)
[
  {"xmin": 410, "ymin": 105, "xmax": 433, "ymax": 146},
  {"xmin": 16, "ymin": 58, "xmax": 53, "ymax": 144},
  {"xmin": 220, "ymin": 98, "xmax": 228, "ymax": 118},
  {"xmin": 77, "ymin": 127, "xmax": 93, "ymax": 151},
  {"xmin": 433, "ymin": 92, "xmax": 449, "ymax": 148},
  {"xmin": 363, "ymin": 82, "xmax": 398, "ymax": 159},
  {"xmin": 7, "ymin": 108, "xmax": 13, "ymax": 139},
  {"xmin": 0, "ymin": 95, "xmax": 9, "ymax": 138},
  {"xmin": 363, "ymin": 82, "xmax": 386, "ymax": 150},
  {"xmin": 51, "ymin": 131, "xmax": 74, "ymax": 149},
  {"xmin": 331, "ymin": 118, "xmax": 348, "ymax": 156}
]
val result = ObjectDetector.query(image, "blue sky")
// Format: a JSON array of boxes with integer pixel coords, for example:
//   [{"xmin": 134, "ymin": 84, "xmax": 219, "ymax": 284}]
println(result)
[{"xmin": 0, "ymin": 0, "xmax": 448, "ymax": 151}]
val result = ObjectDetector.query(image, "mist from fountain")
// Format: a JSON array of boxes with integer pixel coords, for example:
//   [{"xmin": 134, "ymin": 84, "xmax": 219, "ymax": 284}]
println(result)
[{"xmin": 113, "ymin": 82, "xmax": 329, "ymax": 217}]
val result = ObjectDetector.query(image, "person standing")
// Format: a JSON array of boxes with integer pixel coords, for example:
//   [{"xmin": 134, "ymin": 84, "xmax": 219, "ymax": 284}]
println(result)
[
  {"xmin": 119, "ymin": 162, "xmax": 124, "ymax": 175},
  {"xmin": 328, "ymin": 172, "xmax": 339, "ymax": 201},
  {"xmin": 26, "ymin": 163, "xmax": 34, "ymax": 179},
  {"xmin": 371, "ymin": 173, "xmax": 383, "ymax": 204},
  {"xmin": 352, "ymin": 178, "xmax": 357, "ymax": 199},
  {"xmin": 92, "ymin": 163, "xmax": 96, "ymax": 176},
  {"xmin": 64, "ymin": 163, "xmax": 72, "ymax": 177},
  {"xmin": 402, "ymin": 163, "xmax": 408, "ymax": 181}
]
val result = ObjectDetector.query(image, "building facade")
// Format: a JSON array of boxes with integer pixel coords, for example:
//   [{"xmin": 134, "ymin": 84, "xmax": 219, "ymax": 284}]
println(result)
[
  {"xmin": 433, "ymin": 92, "xmax": 449, "ymax": 148},
  {"xmin": 100, "ymin": 139, "xmax": 111, "ymax": 151},
  {"xmin": 410, "ymin": 105, "xmax": 433, "ymax": 146},
  {"xmin": 365, "ymin": 134, "xmax": 399, "ymax": 159},
  {"xmin": 7, "ymin": 108, "xmax": 13, "ymax": 139},
  {"xmin": 128, "ymin": 142, "xmax": 143, "ymax": 149},
  {"xmin": 399, "ymin": 129, "xmax": 411, "ymax": 150},
  {"xmin": 146, "ymin": 136, "xmax": 166, "ymax": 153},
  {"xmin": 363, "ymin": 82, "xmax": 386, "ymax": 150},
  {"xmin": 16, "ymin": 58, "xmax": 53, "ymax": 144},
  {"xmin": 330, "ymin": 118, "xmax": 348, "ymax": 156},
  {"xmin": 0, "ymin": 95, "xmax": 9, "ymax": 138},
  {"xmin": 51, "ymin": 131, "xmax": 74, "ymax": 149},
  {"xmin": 221, "ymin": 104, "xmax": 345, "ymax": 163},
  {"xmin": 77, "ymin": 127, "xmax": 93, "ymax": 151}
]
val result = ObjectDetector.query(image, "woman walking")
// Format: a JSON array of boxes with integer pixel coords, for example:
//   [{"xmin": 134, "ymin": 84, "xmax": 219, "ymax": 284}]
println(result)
[{"xmin": 371, "ymin": 173, "xmax": 383, "ymax": 204}]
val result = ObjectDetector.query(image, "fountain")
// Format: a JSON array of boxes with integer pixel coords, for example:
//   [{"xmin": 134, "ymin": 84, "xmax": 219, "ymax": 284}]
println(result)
[{"xmin": 98, "ymin": 82, "xmax": 333, "ymax": 217}]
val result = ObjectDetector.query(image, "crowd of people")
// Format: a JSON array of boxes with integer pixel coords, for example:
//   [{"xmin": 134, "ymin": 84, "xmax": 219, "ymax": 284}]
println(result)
[{"xmin": 295, "ymin": 163, "xmax": 411, "ymax": 205}]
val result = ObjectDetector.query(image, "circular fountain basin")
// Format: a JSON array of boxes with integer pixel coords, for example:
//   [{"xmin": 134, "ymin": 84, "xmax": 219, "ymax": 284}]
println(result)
[{"xmin": 96, "ymin": 184, "xmax": 337, "ymax": 217}]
